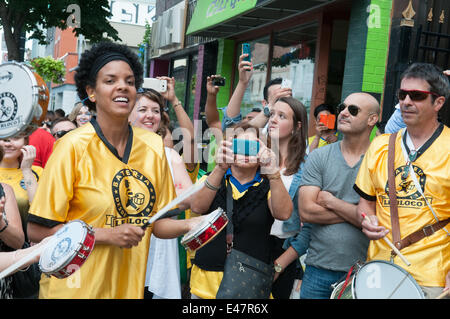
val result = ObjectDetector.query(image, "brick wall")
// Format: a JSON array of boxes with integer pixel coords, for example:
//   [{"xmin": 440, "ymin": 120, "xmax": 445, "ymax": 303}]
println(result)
[
  {"xmin": 341, "ymin": 0, "xmax": 371, "ymax": 100},
  {"xmin": 362, "ymin": 0, "xmax": 393, "ymax": 93},
  {"xmin": 342, "ymin": 0, "xmax": 393, "ymax": 101}
]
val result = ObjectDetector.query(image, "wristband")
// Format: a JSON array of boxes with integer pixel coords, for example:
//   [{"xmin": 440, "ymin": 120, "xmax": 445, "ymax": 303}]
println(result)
[
  {"xmin": 173, "ymin": 101, "xmax": 182, "ymax": 108},
  {"xmin": 204, "ymin": 178, "xmax": 220, "ymax": 191},
  {"xmin": 267, "ymin": 171, "xmax": 281, "ymax": 180},
  {"xmin": 0, "ymin": 218, "xmax": 8, "ymax": 233}
]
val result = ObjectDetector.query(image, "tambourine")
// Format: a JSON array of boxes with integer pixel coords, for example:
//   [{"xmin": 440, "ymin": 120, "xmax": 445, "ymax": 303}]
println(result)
[
  {"xmin": 181, "ymin": 207, "xmax": 228, "ymax": 251},
  {"xmin": 39, "ymin": 220, "xmax": 95, "ymax": 279}
]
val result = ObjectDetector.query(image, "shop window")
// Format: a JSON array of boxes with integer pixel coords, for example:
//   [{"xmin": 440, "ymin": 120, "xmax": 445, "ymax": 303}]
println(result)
[
  {"xmin": 170, "ymin": 54, "xmax": 198, "ymax": 125},
  {"xmin": 236, "ymin": 37, "xmax": 270, "ymax": 116},
  {"xmin": 271, "ymin": 22, "xmax": 318, "ymax": 116}
]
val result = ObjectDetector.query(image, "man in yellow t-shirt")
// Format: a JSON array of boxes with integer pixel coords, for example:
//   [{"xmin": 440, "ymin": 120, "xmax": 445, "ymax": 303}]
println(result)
[{"xmin": 354, "ymin": 63, "xmax": 450, "ymax": 299}]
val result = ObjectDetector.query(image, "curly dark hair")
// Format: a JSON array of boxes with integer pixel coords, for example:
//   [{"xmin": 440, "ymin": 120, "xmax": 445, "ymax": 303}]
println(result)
[{"xmin": 74, "ymin": 42, "xmax": 144, "ymax": 111}]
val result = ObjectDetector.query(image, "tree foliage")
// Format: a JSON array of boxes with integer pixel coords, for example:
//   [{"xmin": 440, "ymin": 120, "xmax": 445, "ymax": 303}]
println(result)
[
  {"xmin": 29, "ymin": 56, "xmax": 66, "ymax": 84},
  {"xmin": 0, "ymin": 0, "xmax": 121, "ymax": 61}
]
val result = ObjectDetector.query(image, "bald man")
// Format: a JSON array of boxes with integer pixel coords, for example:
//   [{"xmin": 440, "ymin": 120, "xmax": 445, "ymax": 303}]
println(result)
[{"xmin": 296, "ymin": 92, "xmax": 380, "ymax": 299}]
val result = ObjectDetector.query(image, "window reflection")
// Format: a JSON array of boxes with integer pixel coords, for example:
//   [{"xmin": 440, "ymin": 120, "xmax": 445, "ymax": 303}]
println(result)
[
  {"xmin": 271, "ymin": 22, "xmax": 318, "ymax": 115},
  {"xmin": 237, "ymin": 38, "xmax": 270, "ymax": 115}
]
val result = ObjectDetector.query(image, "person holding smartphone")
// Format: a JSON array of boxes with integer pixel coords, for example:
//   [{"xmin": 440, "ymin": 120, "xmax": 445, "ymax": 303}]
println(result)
[
  {"xmin": 189, "ymin": 122, "xmax": 293, "ymax": 299},
  {"xmin": 308, "ymin": 103, "xmax": 338, "ymax": 153}
]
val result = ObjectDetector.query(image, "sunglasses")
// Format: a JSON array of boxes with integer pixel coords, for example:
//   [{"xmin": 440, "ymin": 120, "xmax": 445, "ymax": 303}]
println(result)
[
  {"xmin": 53, "ymin": 130, "xmax": 73, "ymax": 138},
  {"xmin": 337, "ymin": 103, "xmax": 360, "ymax": 117},
  {"xmin": 397, "ymin": 89, "xmax": 439, "ymax": 101},
  {"xmin": 41, "ymin": 121, "xmax": 52, "ymax": 127}
]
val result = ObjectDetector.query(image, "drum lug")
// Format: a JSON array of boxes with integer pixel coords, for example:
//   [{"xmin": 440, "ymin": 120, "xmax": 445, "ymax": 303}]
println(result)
[{"xmin": 77, "ymin": 252, "xmax": 86, "ymax": 259}]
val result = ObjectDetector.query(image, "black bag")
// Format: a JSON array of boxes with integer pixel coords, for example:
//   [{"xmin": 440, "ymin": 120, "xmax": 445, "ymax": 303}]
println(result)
[
  {"xmin": 216, "ymin": 248, "xmax": 274, "ymax": 299},
  {"xmin": 216, "ymin": 180, "xmax": 274, "ymax": 299},
  {"xmin": 11, "ymin": 241, "xmax": 41, "ymax": 299}
]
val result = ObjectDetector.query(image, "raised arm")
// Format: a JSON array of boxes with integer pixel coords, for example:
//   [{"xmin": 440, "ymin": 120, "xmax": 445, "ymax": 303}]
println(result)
[
  {"xmin": 158, "ymin": 76, "xmax": 196, "ymax": 170},
  {"xmin": 225, "ymin": 54, "xmax": 253, "ymax": 119},
  {"xmin": 190, "ymin": 139, "xmax": 233, "ymax": 214},
  {"xmin": 20, "ymin": 145, "xmax": 39, "ymax": 203},
  {"xmin": 204, "ymin": 75, "xmax": 222, "ymax": 131}
]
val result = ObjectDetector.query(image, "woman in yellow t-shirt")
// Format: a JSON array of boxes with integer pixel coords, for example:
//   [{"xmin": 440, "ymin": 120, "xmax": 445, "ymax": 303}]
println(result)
[
  {"xmin": 26, "ymin": 42, "xmax": 202, "ymax": 299},
  {"xmin": 0, "ymin": 135, "xmax": 42, "ymax": 237}
]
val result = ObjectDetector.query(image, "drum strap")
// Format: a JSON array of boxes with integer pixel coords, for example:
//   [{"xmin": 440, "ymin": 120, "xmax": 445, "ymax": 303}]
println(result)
[
  {"xmin": 388, "ymin": 132, "xmax": 450, "ymax": 252},
  {"xmin": 388, "ymin": 132, "xmax": 402, "ymax": 252},
  {"xmin": 225, "ymin": 180, "xmax": 234, "ymax": 255}
]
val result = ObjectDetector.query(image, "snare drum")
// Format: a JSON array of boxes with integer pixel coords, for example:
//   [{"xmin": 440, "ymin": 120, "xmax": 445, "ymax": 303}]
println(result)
[
  {"xmin": 39, "ymin": 220, "xmax": 95, "ymax": 279},
  {"xmin": 331, "ymin": 260, "xmax": 424, "ymax": 299},
  {"xmin": 181, "ymin": 208, "xmax": 228, "ymax": 251},
  {"xmin": 0, "ymin": 62, "xmax": 49, "ymax": 138}
]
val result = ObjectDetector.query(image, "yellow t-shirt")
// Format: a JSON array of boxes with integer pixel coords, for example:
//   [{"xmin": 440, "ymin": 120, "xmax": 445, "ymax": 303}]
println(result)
[
  {"xmin": 190, "ymin": 174, "xmax": 270, "ymax": 299},
  {"xmin": 354, "ymin": 127, "xmax": 450, "ymax": 287},
  {"xmin": 0, "ymin": 165, "xmax": 43, "ymax": 226},
  {"xmin": 28, "ymin": 120, "xmax": 176, "ymax": 299}
]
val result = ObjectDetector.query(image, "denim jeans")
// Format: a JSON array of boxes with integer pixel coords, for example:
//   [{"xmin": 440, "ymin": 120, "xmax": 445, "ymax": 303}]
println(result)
[{"xmin": 300, "ymin": 265, "xmax": 347, "ymax": 299}]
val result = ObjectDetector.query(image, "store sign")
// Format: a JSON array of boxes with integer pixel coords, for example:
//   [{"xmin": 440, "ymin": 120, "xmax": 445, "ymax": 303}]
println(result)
[{"xmin": 186, "ymin": 0, "xmax": 258, "ymax": 35}]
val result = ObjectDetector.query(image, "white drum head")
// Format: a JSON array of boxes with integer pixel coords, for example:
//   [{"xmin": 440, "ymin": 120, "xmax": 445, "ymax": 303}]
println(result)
[
  {"xmin": 0, "ymin": 62, "xmax": 37, "ymax": 138},
  {"xmin": 354, "ymin": 260, "xmax": 424, "ymax": 299},
  {"xmin": 39, "ymin": 220, "xmax": 87, "ymax": 273},
  {"xmin": 182, "ymin": 208, "xmax": 224, "ymax": 242}
]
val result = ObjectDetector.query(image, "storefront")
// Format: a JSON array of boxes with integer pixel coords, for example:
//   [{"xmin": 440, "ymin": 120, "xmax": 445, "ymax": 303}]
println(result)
[
  {"xmin": 151, "ymin": 0, "xmax": 400, "ymax": 170},
  {"xmin": 186, "ymin": 0, "xmax": 354, "ymax": 136}
]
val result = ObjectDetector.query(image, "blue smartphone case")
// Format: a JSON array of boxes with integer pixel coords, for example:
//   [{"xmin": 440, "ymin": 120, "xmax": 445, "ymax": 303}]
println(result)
[
  {"xmin": 242, "ymin": 43, "xmax": 251, "ymax": 62},
  {"xmin": 233, "ymin": 139, "xmax": 259, "ymax": 156}
]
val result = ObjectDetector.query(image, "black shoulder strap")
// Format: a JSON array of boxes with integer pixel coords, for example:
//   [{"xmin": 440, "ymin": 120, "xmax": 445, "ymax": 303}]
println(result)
[{"xmin": 225, "ymin": 179, "xmax": 234, "ymax": 254}]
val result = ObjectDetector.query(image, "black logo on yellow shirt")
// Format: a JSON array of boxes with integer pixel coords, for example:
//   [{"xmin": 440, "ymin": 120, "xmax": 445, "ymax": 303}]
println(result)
[
  {"xmin": 381, "ymin": 164, "xmax": 432, "ymax": 209},
  {"xmin": 107, "ymin": 168, "xmax": 156, "ymax": 227}
]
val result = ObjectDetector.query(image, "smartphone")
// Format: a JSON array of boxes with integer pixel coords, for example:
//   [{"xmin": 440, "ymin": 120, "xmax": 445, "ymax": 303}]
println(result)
[
  {"xmin": 233, "ymin": 139, "xmax": 260, "ymax": 156},
  {"xmin": 281, "ymin": 79, "xmax": 292, "ymax": 89},
  {"xmin": 319, "ymin": 114, "xmax": 336, "ymax": 130},
  {"xmin": 212, "ymin": 76, "xmax": 226, "ymax": 87},
  {"xmin": 142, "ymin": 78, "xmax": 167, "ymax": 93},
  {"xmin": 242, "ymin": 43, "xmax": 251, "ymax": 62}
]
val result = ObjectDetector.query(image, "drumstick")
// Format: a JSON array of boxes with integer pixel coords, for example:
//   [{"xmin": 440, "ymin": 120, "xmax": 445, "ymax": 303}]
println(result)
[
  {"xmin": 141, "ymin": 179, "xmax": 205, "ymax": 230},
  {"xmin": 361, "ymin": 213, "xmax": 411, "ymax": 267},
  {"xmin": 436, "ymin": 289, "xmax": 449, "ymax": 299},
  {"xmin": 0, "ymin": 244, "xmax": 46, "ymax": 280}
]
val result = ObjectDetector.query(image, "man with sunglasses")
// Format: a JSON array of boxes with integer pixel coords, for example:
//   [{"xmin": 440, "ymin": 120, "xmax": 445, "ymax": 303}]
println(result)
[
  {"xmin": 50, "ymin": 117, "xmax": 76, "ymax": 141},
  {"xmin": 297, "ymin": 92, "xmax": 380, "ymax": 299},
  {"xmin": 355, "ymin": 63, "xmax": 450, "ymax": 299}
]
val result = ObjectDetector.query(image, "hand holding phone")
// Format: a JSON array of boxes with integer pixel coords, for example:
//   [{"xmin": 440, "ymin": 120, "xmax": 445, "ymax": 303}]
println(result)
[
  {"xmin": 233, "ymin": 139, "xmax": 260, "ymax": 156},
  {"xmin": 242, "ymin": 43, "xmax": 251, "ymax": 62},
  {"xmin": 212, "ymin": 76, "xmax": 226, "ymax": 87},
  {"xmin": 142, "ymin": 78, "xmax": 168, "ymax": 93},
  {"xmin": 281, "ymin": 79, "xmax": 292, "ymax": 89},
  {"xmin": 319, "ymin": 114, "xmax": 336, "ymax": 130}
]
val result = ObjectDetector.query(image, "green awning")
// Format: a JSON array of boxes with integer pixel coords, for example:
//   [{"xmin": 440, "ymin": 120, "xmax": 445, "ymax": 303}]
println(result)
[
  {"xmin": 186, "ymin": 0, "xmax": 259, "ymax": 36},
  {"xmin": 185, "ymin": 0, "xmax": 337, "ymax": 38}
]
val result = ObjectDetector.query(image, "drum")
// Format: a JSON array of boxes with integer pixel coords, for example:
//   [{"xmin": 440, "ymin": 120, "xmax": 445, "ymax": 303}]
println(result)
[
  {"xmin": 39, "ymin": 220, "xmax": 95, "ymax": 279},
  {"xmin": 0, "ymin": 61, "xmax": 49, "ymax": 138},
  {"xmin": 331, "ymin": 260, "xmax": 424, "ymax": 299},
  {"xmin": 181, "ymin": 207, "xmax": 228, "ymax": 251}
]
